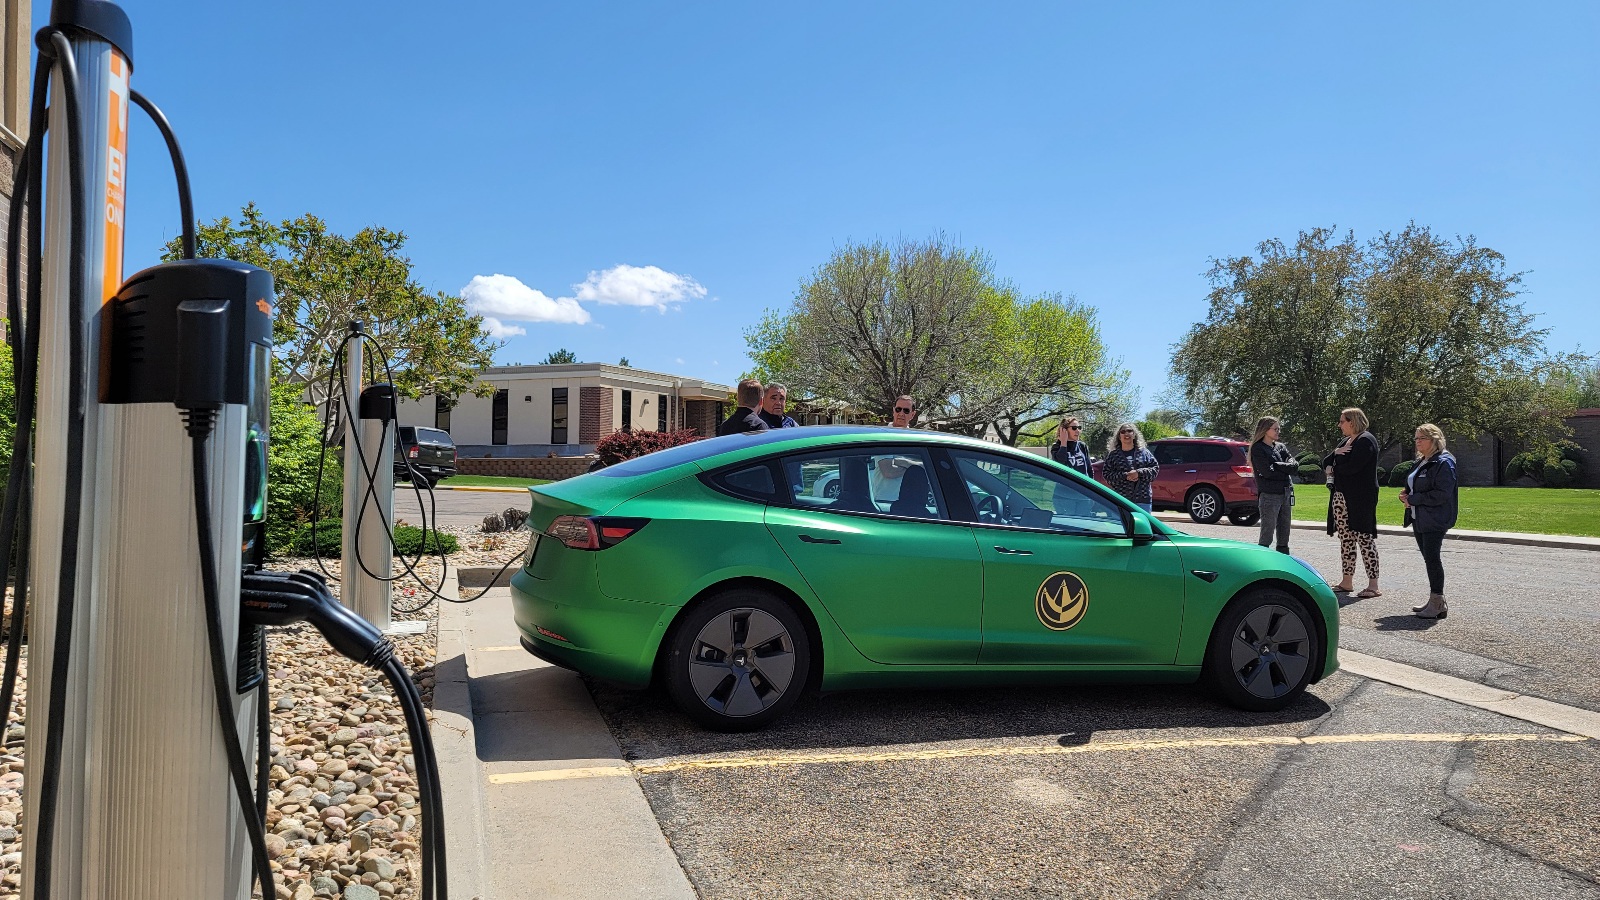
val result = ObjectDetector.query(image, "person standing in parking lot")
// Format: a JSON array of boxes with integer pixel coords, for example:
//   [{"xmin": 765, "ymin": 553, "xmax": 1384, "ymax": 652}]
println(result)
[
  {"xmin": 890, "ymin": 395, "xmax": 916, "ymax": 428},
  {"xmin": 758, "ymin": 383, "xmax": 798, "ymax": 429},
  {"xmin": 1102, "ymin": 423, "xmax": 1159, "ymax": 512},
  {"xmin": 1323, "ymin": 407, "xmax": 1382, "ymax": 598},
  {"xmin": 1402, "ymin": 423, "xmax": 1458, "ymax": 619},
  {"xmin": 1249, "ymin": 416, "xmax": 1298, "ymax": 554},
  {"xmin": 1049, "ymin": 417, "xmax": 1094, "ymax": 478},
  {"xmin": 716, "ymin": 379, "xmax": 770, "ymax": 436}
]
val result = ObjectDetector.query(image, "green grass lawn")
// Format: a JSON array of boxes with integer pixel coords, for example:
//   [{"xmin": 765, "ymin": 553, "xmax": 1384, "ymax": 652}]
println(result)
[
  {"xmin": 434, "ymin": 475, "xmax": 553, "ymax": 489},
  {"xmin": 1292, "ymin": 486, "xmax": 1600, "ymax": 537}
]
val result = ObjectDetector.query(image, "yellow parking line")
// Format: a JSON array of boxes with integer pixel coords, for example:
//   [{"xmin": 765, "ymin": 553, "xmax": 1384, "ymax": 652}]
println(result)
[
  {"xmin": 476, "ymin": 646, "xmax": 523, "ymax": 653},
  {"xmin": 628, "ymin": 732, "xmax": 1588, "ymax": 776},
  {"xmin": 488, "ymin": 766, "xmax": 633, "ymax": 784}
]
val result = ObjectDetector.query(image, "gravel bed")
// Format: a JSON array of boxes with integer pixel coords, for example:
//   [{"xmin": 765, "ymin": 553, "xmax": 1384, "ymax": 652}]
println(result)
[{"xmin": 0, "ymin": 523, "xmax": 521, "ymax": 900}]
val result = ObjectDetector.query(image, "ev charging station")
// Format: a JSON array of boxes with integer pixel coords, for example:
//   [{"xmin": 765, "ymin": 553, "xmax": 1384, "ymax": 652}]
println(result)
[{"xmin": 4, "ymin": 3, "xmax": 447, "ymax": 898}]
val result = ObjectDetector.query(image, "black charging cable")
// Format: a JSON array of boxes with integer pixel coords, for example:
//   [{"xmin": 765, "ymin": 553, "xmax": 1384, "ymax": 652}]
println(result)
[
  {"xmin": 240, "ymin": 568, "xmax": 446, "ymax": 900},
  {"xmin": 30, "ymin": 31, "xmax": 92, "ymax": 900}
]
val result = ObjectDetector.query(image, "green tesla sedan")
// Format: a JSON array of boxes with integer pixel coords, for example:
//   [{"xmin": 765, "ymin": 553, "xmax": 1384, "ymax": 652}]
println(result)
[{"xmin": 511, "ymin": 427, "xmax": 1338, "ymax": 731}]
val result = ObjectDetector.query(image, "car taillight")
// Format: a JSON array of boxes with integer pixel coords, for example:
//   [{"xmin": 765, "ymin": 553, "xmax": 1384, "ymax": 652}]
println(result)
[
  {"xmin": 1233, "ymin": 466, "xmax": 1254, "ymax": 477},
  {"xmin": 546, "ymin": 516, "xmax": 649, "ymax": 550},
  {"xmin": 408, "ymin": 445, "xmax": 419, "ymax": 458},
  {"xmin": 452, "ymin": 448, "xmax": 457, "ymax": 461}
]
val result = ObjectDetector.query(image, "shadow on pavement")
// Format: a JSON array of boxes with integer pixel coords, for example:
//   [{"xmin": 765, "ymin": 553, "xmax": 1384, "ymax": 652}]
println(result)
[
  {"xmin": 1373, "ymin": 614, "xmax": 1441, "ymax": 632},
  {"xmin": 584, "ymin": 678, "xmax": 1335, "ymax": 762}
]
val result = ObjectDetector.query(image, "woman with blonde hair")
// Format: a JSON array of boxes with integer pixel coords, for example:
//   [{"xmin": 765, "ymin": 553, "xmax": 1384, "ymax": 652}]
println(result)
[
  {"xmin": 1322, "ymin": 407, "xmax": 1382, "ymax": 597},
  {"xmin": 1249, "ymin": 416, "xmax": 1299, "ymax": 553},
  {"xmin": 1401, "ymin": 423, "xmax": 1458, "ymax": 619}
]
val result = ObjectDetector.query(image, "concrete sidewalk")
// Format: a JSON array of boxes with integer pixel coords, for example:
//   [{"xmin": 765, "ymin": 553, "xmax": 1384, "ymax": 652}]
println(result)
[
  {"xmin": 1152, "ymin": 511, "xmax": 1600, "ymax": 552},
  {"xmin": 432, "ymin": 585, "xmax": 695, "ymax": 900}
]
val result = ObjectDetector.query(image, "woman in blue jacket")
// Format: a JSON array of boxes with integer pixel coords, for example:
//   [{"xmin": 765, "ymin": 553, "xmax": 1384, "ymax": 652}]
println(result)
[{"xmin": 1401, "ymin": 423, "xmax": 1459, "ymax": 619}]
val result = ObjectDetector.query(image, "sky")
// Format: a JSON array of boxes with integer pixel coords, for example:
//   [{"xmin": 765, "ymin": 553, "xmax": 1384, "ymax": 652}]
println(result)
[{"xmin": 36, "ymin": 1, "xmax": 1600, "ymax": 412}]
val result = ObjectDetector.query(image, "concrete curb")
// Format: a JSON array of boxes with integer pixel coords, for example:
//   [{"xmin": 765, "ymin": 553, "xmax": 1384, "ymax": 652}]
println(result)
[
  {"xmin": 1152, "ymin": 511, "xmax": 1599, "ymax": 552},
  {"xmin": 436, "ymin": 485, "xmax": 531, "ymax": 493},
  {"xmin": 1341, "ymin": 649, "xmax": 1600, "ymax": 740},
  {"xmin": 431, "ymin": 567, "xmax": 490, "ymax": 900}
]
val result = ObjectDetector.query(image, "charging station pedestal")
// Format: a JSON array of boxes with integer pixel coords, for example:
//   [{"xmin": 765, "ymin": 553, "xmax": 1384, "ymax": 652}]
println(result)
[{"xmin": 353, "ymin": 384, "xmax": 396, "ymax": 632}]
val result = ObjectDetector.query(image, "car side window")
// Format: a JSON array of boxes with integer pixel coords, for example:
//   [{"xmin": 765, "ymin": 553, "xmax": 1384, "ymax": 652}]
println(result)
[
  {"xmin": 1199, "ymin": 444, "xmax": 1234, "ymax": 463},
  {"xmin": 708, "ymin": 463, "xmax": 778, "ymax": 502},
  {"xmin": 779, "ymin": 448, "xmax": 946, "ymax": 521},
  {"xmin": 1153, "ymin": 443, "xmax": 1187, "ymax": 466},
  {"xmin": 950, "ymin": 451, "xmax": 1127, "ymax": 537}
]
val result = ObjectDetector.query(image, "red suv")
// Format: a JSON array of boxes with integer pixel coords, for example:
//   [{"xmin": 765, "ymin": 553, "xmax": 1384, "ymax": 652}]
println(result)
[{"xmin": 1094, "ymin": 438, "xmax": 1259, "ymax": 525}]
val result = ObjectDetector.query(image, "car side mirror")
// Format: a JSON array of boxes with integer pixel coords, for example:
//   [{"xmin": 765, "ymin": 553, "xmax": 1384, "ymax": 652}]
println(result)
[{"xmin": 1130, "ymin": 511, "xmax": 1159, "ymax": 543}]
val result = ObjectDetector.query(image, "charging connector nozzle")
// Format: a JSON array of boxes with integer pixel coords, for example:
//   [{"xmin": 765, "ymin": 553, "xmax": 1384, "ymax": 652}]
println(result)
[{"xmin": 241, "ymin": 569, "xmax": 395, "ymax": 670}]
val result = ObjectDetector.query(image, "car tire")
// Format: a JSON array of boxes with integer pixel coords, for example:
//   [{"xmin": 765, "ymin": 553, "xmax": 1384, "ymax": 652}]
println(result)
[
  {"xmin": 1227, "ymin": 507, "xmax": 1260, "ymax": 526},
  {"xmin": 663, "ymin": 589, "xmax": 812, "ymax": 732},
  {"xmin": 1202, "ymin": 588, "xmax": 1320, "ymax": 712},
  {"xmin": 1186, "ymin": 486, "xmax": 1225, "ymax": 524}
]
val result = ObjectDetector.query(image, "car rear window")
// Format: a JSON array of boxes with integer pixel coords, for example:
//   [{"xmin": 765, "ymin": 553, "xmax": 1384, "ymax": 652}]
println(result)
[
  {"xmin": 592, "ymin": 436, "xmax": 731, "ymax": 476},
  {"xmin": 415, "ymin": 427, "xmax": 454, "ymax": 446}
]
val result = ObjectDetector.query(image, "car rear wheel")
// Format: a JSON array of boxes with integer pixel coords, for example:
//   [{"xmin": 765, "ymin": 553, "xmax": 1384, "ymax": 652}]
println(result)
[
  {"xmin": 1203, "ymin": 588, "xmax": 1319, "ymax": 711},
  {"xmin": 1227, "ymin": 507, "xmax": 1260, "ymax": 526},
  {"xmin": 1187, "ymin": 486, "xmax": 1225, "ymax": 524},
  {"xmin": 663, "ymin": 589, "xmax": 811, "ymax": 732}
]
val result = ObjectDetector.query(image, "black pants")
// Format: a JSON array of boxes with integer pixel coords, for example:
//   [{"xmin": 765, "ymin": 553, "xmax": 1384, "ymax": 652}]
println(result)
[{"xmin": 1414, "ymin": 530, "xmax": 1446, "ymax": 594}]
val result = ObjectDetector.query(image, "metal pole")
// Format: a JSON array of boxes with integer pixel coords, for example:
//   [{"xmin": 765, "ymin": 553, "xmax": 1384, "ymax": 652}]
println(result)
[
  {"xmin": 24, "ymin": 14, "xmax": 128, "ymax": 899},
  {"xmin": 355, "ymin": 385, "xmax": 394, "ymax": 631},
  {"xmin": 341, "ymin": 321, "xmax": 366, "ymax": 612}
]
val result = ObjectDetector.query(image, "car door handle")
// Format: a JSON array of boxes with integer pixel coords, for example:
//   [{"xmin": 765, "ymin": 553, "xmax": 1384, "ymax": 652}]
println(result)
[
  {"xmin": 994, "ymin": 546, "xmax": 1033, "ymax": 555},
  {"xmin": 798, "ymin": 534, "xmax": 841, "ymax": 545},
  {"xmin": 1184, "ymin": 469, "xmax": 1198, "ymax": 473}
]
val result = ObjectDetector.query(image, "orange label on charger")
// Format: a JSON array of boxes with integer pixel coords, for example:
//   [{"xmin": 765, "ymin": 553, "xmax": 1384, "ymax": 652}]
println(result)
[{"xmin": 102, "ymin": 51, "xmax": 129, "ymax": 302}]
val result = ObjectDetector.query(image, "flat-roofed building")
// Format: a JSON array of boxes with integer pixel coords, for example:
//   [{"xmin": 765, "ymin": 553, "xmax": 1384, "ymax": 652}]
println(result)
[{"xmin": 396, "ymin": 363, "xmax": 732, "ymax": 458}]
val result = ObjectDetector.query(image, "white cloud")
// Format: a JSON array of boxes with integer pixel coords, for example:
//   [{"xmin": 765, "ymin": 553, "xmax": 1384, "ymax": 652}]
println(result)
[
  {"xmin": 461, "ymin": 274, "xmax": 591, "ymax": 328},
  {"xmin": 479, "ymin": 316, "xmax": 526, "ymax": 338},
  {"xmin": 572, "ymin": 264, "xmax": 706, "ymax": 312}
]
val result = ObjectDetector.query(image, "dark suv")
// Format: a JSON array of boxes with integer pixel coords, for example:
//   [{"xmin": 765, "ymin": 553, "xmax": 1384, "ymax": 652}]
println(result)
[
  {"xmin": 395, "ymin": 426, "xmax": 457, "ymax": 487},
  {"xmin": 1095, "ymin": 437, "xmax": 1259, "ymax": 525}
]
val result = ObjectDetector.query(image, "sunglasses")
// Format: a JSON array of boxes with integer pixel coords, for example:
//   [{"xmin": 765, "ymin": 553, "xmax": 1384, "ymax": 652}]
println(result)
[
  {"xmin": 1063, "ymin": 425, "xmax": 1080, "ymax": 430},
  {"xmin": 894, "ymin": 407, "xmax": 912, "ymax": 414}
]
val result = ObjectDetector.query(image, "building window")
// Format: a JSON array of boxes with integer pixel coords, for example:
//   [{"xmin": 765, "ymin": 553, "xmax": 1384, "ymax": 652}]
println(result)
[
  {"xmin": 435, "ymin": 395, "xmax": 452, "ymax": 432},
  {"xmin": 621, "ymin": 389, "xmax": 633, "ymax": 430},
  {"xmin": 492, "ymin": 389, "xmax": 508, "ymax": 445},
  {"xmin": 552, "ymin": 387, "xmax": 569, "ymax": 445},
  {"xmin": 658, "ymin": 393, "xmax": 668, "ymax": 432}
]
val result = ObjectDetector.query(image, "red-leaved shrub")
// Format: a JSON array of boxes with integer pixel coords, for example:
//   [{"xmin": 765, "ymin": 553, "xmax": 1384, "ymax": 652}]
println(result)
[{"xmin": 594, "ymin": 428, "xmax": 703, "ymax": 467}]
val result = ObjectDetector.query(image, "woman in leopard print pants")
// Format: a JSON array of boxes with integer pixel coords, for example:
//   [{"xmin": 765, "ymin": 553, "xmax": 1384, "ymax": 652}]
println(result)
[{"xmin": 1323, "ymin": 407, "xmax": 1382, "ymax": 597}]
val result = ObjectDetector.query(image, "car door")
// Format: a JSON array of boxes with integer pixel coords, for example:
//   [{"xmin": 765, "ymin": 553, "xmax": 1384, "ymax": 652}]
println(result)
[
  {"xmin": 764, "ymin": 447, "xmax": 984, "ymax": 665},
  {"xmin": 941, "ymin": 449, "xmax": 1188, "ymax": 666},
  {"xmin": 1150, "ymin": 442, "xmax": 1189, "ymax": 507}
]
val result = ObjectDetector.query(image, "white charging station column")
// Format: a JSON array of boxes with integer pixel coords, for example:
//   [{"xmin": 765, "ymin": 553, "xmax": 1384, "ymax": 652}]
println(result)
[
  {"xmin": 341, "ymin": 324, "xmax": 367, "ymax": 611},
  {"xmin": 354, "ymin": 386, "xmax": 395, "ymax": 631},
  {"xmin": 24, "ymin": 19, "xmax": 131, "ymax": 900}
]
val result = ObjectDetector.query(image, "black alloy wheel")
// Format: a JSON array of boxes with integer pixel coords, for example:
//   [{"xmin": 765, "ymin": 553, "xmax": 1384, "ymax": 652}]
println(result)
[
  {"xmin": 663, "ymin": 588, "xmax": 812, "ymax": 731},
  {"xmin": 1202, "ymin": 587, "xmax": 1319, "ymax": 711}
]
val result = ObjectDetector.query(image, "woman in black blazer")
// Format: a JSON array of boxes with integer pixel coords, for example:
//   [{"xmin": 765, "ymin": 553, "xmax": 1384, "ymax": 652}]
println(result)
[{"xmin": 1323, "ymin": 407, "xmax": 1382, "ymax": 598}]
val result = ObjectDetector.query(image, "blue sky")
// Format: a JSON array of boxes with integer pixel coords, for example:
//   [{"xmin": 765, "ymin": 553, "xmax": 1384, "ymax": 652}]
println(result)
[{"xmin": 54, "ymin": 1, "xmax": 1600, "ymax": 410}]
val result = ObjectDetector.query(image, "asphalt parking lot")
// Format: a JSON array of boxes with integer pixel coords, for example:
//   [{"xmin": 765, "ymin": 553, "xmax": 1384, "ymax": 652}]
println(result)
[{"xmin": 439, "ymin": 488, "xmax": 1600, "ymax": 897}]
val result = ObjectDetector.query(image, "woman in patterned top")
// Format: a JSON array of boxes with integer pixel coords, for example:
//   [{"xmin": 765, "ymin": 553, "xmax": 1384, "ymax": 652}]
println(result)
[{"xmin": 1101, "ymin": 423, "xmax": 1159, "ymax": 511}]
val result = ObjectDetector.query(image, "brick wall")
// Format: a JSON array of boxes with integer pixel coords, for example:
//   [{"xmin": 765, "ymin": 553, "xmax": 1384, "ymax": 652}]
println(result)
[
  {"xmin": 457, "ymin": 456, "xmax": 593, "ymax": 480},
  {"xmin": 1569, "ymin": 411, "xmax": 1600, "ymax": 488},
  {"xmin": 579, "ymin": 386, "xmax": 613, "ymax": 443},
  {"xmin": 684, "ymin": 399, "xmax": 721, "ymax": 438}
]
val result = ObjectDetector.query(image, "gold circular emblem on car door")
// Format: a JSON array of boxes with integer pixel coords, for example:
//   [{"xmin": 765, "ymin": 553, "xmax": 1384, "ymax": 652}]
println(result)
[{"xmin": 1036, "ymin": 571, "xmax": 1089, "ymax": 631}]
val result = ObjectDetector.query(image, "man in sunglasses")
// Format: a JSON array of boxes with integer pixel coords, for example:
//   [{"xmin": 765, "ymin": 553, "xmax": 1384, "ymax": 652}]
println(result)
[{"xmin": 890, "ymin": 396, "xmax": 916, "ymax": 428}]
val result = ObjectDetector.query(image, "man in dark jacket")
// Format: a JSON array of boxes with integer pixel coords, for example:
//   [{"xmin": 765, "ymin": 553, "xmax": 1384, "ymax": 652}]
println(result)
[
  {"xmin": 758, "ymin": 383, "xmax": 798, "ymax": 429},
  {"xmin": 716, "ymin": 379, "xmax": 770, "ymax": 437}
]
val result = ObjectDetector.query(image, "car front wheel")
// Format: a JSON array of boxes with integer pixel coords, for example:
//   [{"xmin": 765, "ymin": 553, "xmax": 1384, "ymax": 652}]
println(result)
[
  {"xmin": 1187, "ymin": 486, "xmax": 1224, "ymax": 524},
  {"xmin": 663, "ymin": 589, "xmax": 811, "ymax": 731},
  {"xmin": 1202, "ymin": 588, "xmax": 1319, "ymax": 711}
]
